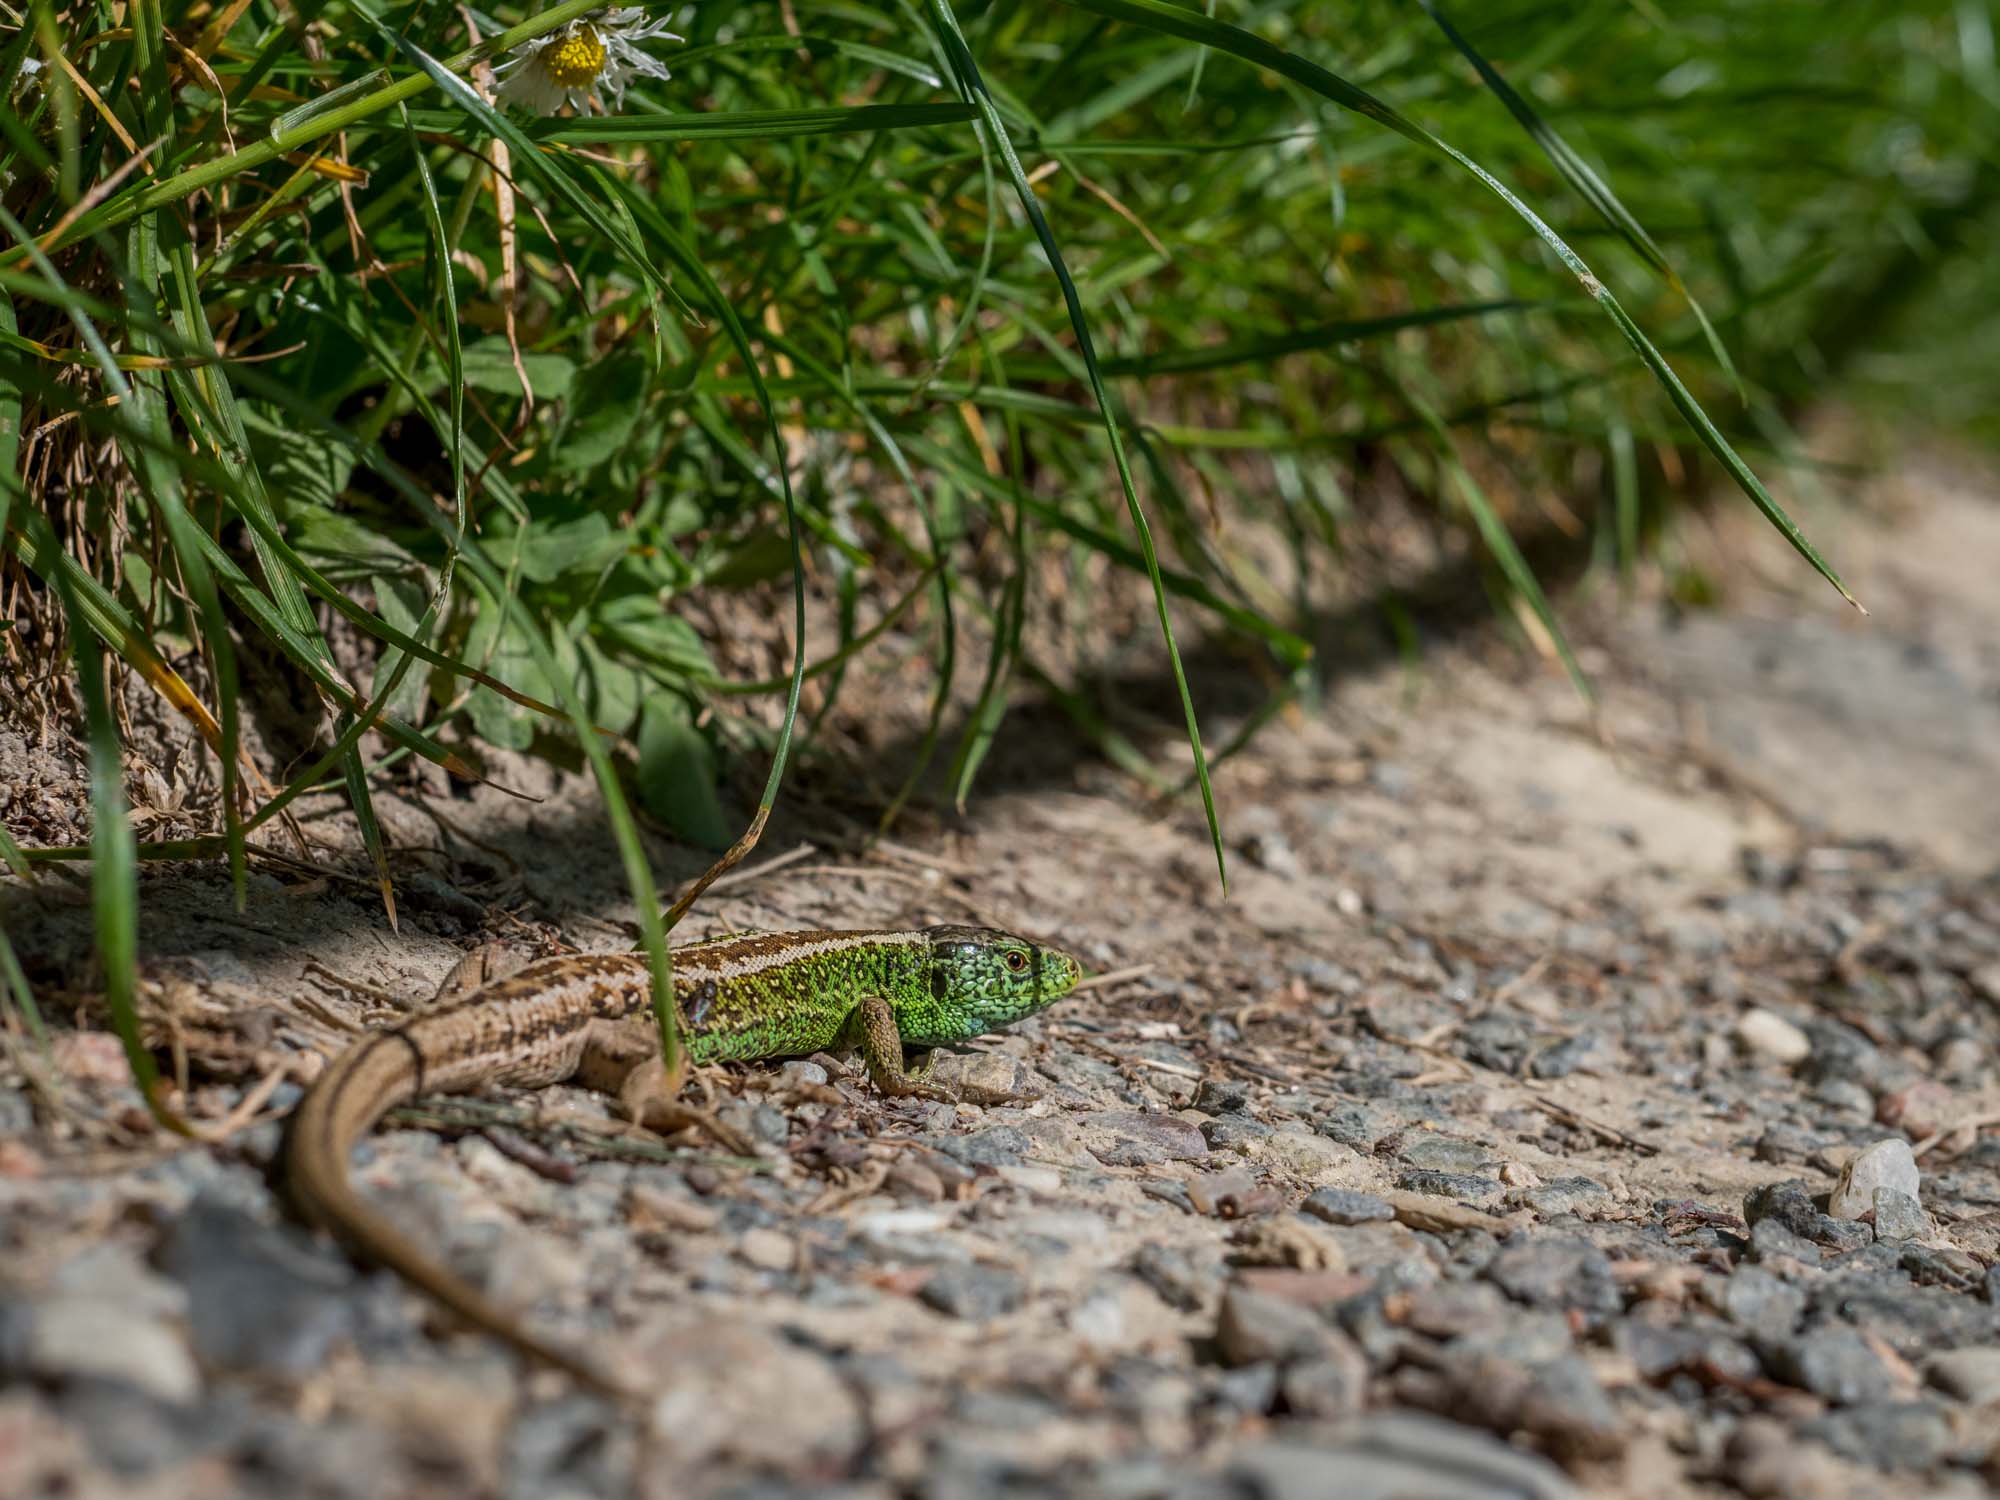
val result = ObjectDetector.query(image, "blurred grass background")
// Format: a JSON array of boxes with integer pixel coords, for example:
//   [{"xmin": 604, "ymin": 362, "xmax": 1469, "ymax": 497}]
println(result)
[{"xmin": 1, "ymin": 0, "xmax": 1995, "ymax": 1037}]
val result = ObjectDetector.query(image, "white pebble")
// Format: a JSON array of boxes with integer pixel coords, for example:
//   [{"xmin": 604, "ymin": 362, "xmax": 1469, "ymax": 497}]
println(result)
[
  {"xmin": 1735, "ymin": 1008, "xmax": 1812, "ymax": 1065},
  {"xmin": 1828, "ymin": 1138, "xmax": 1920, "ymax": 1221}
]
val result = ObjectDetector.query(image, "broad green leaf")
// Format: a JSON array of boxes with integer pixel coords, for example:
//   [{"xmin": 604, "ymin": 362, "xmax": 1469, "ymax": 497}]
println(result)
[{"xmin": 638, "ymin": 698, "xmax": 732, "ymax": 850}]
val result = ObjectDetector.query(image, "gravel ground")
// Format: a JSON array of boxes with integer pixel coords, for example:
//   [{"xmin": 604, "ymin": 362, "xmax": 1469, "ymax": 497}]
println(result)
[{"xmin": 3, "ymin": 436, "xmax": 1999, "ymax": 1499}]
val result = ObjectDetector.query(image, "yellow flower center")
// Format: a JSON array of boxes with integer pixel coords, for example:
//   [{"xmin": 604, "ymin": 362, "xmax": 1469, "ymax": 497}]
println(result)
[{"xmin": 543, "ymin": 28, "xmax": 608, "ymax": 89}]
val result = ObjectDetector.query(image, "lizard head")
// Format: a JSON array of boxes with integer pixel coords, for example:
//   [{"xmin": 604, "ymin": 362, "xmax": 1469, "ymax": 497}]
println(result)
[{"xmin": 919, "ymin": 924, "xmax": 1082, "ymax": 1039}]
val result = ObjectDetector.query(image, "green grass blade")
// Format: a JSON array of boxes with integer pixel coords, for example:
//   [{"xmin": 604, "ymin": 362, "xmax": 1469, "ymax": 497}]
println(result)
[
  {"xmin": 0, "ymin": 295, "xmax": 28, "ymax": 880},
  {"xmin": 1411, "ymin": 0, "xmax": 1743, "ymax": 396},
  {"xmin": 123, "ymin": 215, "xmax": 249, "ymax": 912},
  {"xmin": 50, "ymin": 563, "xmax": 171, "ymax": 1126},
  {"xmin": 1054, "ymin": 0, "xmax": 1859, "ymax": 611},
  {"xmin": 0, "ymin": 926, "xmax": 46, "ymax": 1048},
  {"xmin": 928, "ymin": 0, "xmax": 1230, "ymax": 890},
  {"xmin": 400, "ymin": 101, "xmax": 979, "ymax": 143},
  {"xmin": 1609, "ymin": 421, "xmax": 1639, "ymax": 580}
]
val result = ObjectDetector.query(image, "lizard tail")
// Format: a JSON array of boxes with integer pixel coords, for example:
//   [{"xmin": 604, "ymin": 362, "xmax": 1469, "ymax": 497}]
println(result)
[{"xmin": 284, "ymin": 1031, "xmax": 629, "ymax": 1398}]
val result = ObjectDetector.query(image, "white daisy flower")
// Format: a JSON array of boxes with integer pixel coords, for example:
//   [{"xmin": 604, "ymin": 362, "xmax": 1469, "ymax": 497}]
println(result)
[{"xmin": 495, "ymin": 8, "xmax": 683, "ymax": 116}]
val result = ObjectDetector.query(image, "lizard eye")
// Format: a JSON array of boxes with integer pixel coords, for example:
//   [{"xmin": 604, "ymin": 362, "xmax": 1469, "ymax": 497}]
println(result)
[{"xmin": 1005, "ymin": 949, "xmax": 1029, "ymax": 973}]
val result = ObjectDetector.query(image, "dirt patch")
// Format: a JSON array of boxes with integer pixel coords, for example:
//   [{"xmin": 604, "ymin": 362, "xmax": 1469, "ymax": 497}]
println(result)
[{"xmin": 3, "ymin": 428, "xmax": 1998, "ymax": 1498}]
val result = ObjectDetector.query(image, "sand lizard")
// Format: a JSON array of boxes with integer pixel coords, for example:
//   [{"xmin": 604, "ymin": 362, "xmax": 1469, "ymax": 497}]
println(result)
[{"xmin": 285, "ymin": 924, "xmax": 1082, "ymax": 1393}]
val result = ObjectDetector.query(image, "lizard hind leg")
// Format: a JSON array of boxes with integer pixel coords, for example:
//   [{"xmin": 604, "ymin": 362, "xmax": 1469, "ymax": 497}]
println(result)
[{"xmin": 576, "ymin": 1023, "xmax": 760, "ymax": 1158}]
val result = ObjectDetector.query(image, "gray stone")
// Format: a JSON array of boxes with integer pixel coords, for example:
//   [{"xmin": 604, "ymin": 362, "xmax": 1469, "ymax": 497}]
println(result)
[
  {"xmin": 1925, "ymin": 1346, "xmax": 2000, "ymax": 1403},
  {"xmin": 1771, "ymin": 1326, "xmax": 1899, "ymax": 1405},
  {"xmin": 1898, "ymin": 1245, "xmax": 1984, "ymax": 1292},
  {"xmin": 1724, "ymin": 1414, "xmax": 1859, "ymax": 1499},
  {"xmin": 1394, "ymin": 1352, "xmax": 1622, "ymax": 1462},
  {"xmin": 919, "ymin": 1264, "xmax": 1026, "ymax": 1321},
  {"xmin": 1314, "ymin": 1103, "xmax": 1388, "ymax": 1152},
  {"xmin": 1214, "ymin": 1282, "xmax": 1332, "ymax": 1368},
  {"xmin": 1193, "ymin": 1078, "xmax": 1252, "ymax": 1115},
  {"xmin": 12, "ymin": 1295, "xmax": 201, "ymax": 1405},
  {"xmin": 1796, "ymin": 1402, "xmax": 1954, "ymax": 1473},
  {"xmin": 1394, "ymin": 1281, "xmax": 1511, "ymax": 1342},
  {"xmin": 1743, "ymin": 1179, "xmax": 1820, "ymax": 1238},
  {"xmin": 1870, "ymin": 1188, "xmax": 1926, "ymax": 1242},
  {"xmin": 1800, "ymin": 1022, "xmax": 1889, "ymax": 1092},
  {"xmin": 643, "ymin": 1319, "xmax": 864, "ymax": 1469},
  {"xmin": 1754, "ymin": 1123, "xmax": 1816, "ymax": 1163},
  {"xmin": 778, "ymin": 1060, "xmax": 828, "ymax": 1087},
  {"xmin": 1528, "ymin": 1033, "xmax": 1609, "ymax": 1080},
  {"xmin": 1394, "ymin": 1135, "xmax": 1494, "ymax": 1174},
  {"xmin": 1814, "ymin": 1215, "xmax": 1874, "ymax": 1255},
  {"xmin": 0, "ymin": 1090, "xmax": 34, "ymax": 1134},
  {"xmin": 1484, "ymin": 1237, "xmax": 1622, "ymax": 1324},
  {"xmin": 1747, "ymin": 1219, "xmax": 1822, "ymax": 1267},
  {"xmin": 932, "ymin": 1127, "xmax": 1032, "ymax": 1167},
  {"xmin": 1217, "ymin": 1412, "xmax": 1581, "ymax": 1500},
  {"xmin": 55, "ymin": 1379, "xmax": 244, "ymax": 1478},
  {"xmin": 1279, "ymin": 1337, "xmax": 1370, "ymax": 1417},
  {"xmin": 1507, "ymin": 1176, "xmax": 1610, "ymax": 1217},
  {"xmin": 1619, "ymin": 1321, "xmax": 1760, "ymax": 1384},
  {"xmin": 504, "ymin": 1397, "xmax": 635, "ymax": 1499},
  {"xmin": 1721, "ymin": 1267, "xmax": 1806, "ymax": 1338},
  {"xmin": 1081, "ymin": 1111, "xmax": 1208, "ymax": 1166},
  {"xmin": 1828, "ymin": 1139, "xmax": 1920, "ymax": 1221},
  {"xmin": 1448, "ymin": 1311, "xmax": 1577, "ymax": 1366},
  {"xmin": 1820, "ymin": 1276, "xmax": 2000, "ymax": 1360},
  {"xmin": 1199, "ymin": 1117, "xmax": 1271, "ymax": 1151},
  {"xmin": 1206, "ymin": 1362, "xmax": 1281, "ymax": 1417},
  {"xmin": 50, "ymin": 1243, "xmax": 187, "ymax": 1320},
  {"xmin": 1394, "ymin": 1169, "xmax": 1502, "ymax": 1202},
  {"xmin": 1812, "ymin": 1078, "xmax": 1876, "ymax": 1120},
  {"xmin": 1300, "ymin": 1188, "xmax": 1395, "ymax": 1226},
  {"xmin": 155, "ymin": 1193, "xmax": 358, "ymax": 1378}
]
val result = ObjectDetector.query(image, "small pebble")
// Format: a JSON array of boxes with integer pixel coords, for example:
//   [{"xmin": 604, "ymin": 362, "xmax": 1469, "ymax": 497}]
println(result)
[
  {"xmin": 1300, "ymin": 1188, "xmax": 1395, "ymax": 1226},
  {"xmin": 1277, "ymin": 1339, "xmax": 1370, "ymax": 1416},
  {"xmin": 1828, "ymin": 1139, "xmax": 1920, "ymax": 1221},
  {"xmin": 1875, "ymin": 1080, "xmax": 1952, "ymax": 1140},
  {"xmin": 919, "ymin": 1264, "xmax": 1026, "ymax": 1321},
  {"xmin": 1214, "ymin": 1281, "xmax": 1336, "ymax": 1367},
  {"xmin": 1812, "ymin": 1078, "xmax": 1875, "ymax": 1120},
  {"xmin": 1736, "ymin": 1009, "xmax": 1812, "ymax": 1065},
  {"xmin": 1394, "ymin": 1169, "xmax": 1502, "ymax": 1202},
  {"xmin": 1743, "ymin": 1179, "xmax": 1820, "ymax": 1238},
  {"xmin": 1719, "ymin": 1266, "xmax": 1805, "ymax": 1338},
  {"xmin": 1869, "ymin": 1188, "xmax": 1927, "ymax": 1243},
  {"xmin": 1772, "ymin": 1326, "xmax": 1900, "ymax": 1406},
  {"xmin": 737, "ymin": 1228, "xmax": 795, "ymax": 1271},
  {"xmin": 1747, "ymin": 1219, "xmax": 1822, "ymax": 1267},
  {"xmin": 1932, "ymin": 1036, "xmax": 1984, "ymax": 1081},
  {"xmin": 1925, "ymin": 1346, "xmax": 2000, "ymax": 1404}
]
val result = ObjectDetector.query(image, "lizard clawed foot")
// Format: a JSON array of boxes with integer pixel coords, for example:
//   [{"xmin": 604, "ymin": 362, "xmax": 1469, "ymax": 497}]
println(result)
[
  {"xmin": 869, "ymin": 1073, "xmax": 1042, "ymax": 1109},
  {"xmin": 951, "ymin": 1082, "xmax": 1045, "ymax": 1108},
  {"xmin": 871, "ymin": 1075, "xmax": 962, "ymax": 1106},
  {"xmin": 634, "ymin": 1098, "xmax": 759, "ymax": 1158},
  {"xmin": 617, "ymin": 1059, "xmax": 759, "ymax": 1157}
]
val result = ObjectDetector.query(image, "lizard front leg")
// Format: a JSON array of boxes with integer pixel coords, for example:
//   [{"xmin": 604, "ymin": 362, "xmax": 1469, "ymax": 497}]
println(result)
[
  {"xmin": 848, "ymin": 996, "xmax": 1041, "ymax": 1107},
  {"xmin": 849, "ymin": 996, "xmax": 957, "ymax": 1103}
]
